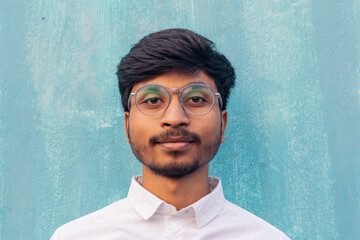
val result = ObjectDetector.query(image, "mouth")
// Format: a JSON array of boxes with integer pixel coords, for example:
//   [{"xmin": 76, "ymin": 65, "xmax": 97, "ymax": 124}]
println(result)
[{"xmin": 156, "ymin": 138, "xmax": 195, "ymax": 152}]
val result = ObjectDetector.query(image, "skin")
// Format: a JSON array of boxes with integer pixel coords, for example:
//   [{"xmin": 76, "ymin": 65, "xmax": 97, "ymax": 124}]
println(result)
[{"xmin": 124, "ymin": 71, "xmax": 228, "ymax": 210}]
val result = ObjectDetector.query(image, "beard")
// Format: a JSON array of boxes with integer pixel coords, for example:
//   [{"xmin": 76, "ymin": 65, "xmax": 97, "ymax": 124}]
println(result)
[{"xmin": 128, "ymin": 128, "xmax": 222, "ymax": 178}]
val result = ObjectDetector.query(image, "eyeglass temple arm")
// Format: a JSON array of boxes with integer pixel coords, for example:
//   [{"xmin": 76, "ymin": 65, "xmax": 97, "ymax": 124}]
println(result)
[
  {"xmin": 127, "ymin": 93, "xmax": 135, "ymax": 110},
  {"xmin": 215, "ymin": 93, "xmax": 223, "ymax": 110}
]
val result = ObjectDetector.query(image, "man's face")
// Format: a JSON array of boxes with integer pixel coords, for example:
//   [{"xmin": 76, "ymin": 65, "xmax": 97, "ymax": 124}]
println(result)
[{"xmin": 124, "ymin": 71, "xmax": 228, "ymax": 178}]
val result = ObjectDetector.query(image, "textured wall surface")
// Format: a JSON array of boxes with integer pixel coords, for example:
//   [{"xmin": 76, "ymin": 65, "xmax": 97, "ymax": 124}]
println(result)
[{"xmin": 1, "ymin": 0, "xmax": 360, "ymax": 239}]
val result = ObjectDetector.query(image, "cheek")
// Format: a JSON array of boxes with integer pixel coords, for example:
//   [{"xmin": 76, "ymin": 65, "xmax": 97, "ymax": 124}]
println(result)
[
  {"xmin": 195, "ymin": 114, "xmax": 222, "ymax": 137},
  {"xmin": 128, "ymin": 113, "xmax": 156, "ymax": 141}
]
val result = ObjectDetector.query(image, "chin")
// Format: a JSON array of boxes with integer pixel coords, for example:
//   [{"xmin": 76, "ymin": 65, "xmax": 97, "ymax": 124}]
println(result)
[{"xmin": 142, "ymin": 155, "xmax": 207, "ymax": 179}]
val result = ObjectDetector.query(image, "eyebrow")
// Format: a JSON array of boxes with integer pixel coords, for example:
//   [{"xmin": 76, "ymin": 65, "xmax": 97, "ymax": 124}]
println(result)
[
  {"xmin": 145, "ymin": 86, "xmax": 162, "ymax": 92},
  {"xmin": 134, "ymin": 82, "xmax": 209, "ymax": 93},
  {"xmin": 138, "ymin": 86, "xmax": 165, "ymax": 99},
  {"xmin": 190, "ymin": 81, "xmax": 207, "ymax": 85}
]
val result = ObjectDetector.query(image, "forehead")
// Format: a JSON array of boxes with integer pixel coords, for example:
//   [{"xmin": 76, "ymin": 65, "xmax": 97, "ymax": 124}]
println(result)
[{"xmin": 131, "ymin": 71, "xmax": 218, "ymax": 92}]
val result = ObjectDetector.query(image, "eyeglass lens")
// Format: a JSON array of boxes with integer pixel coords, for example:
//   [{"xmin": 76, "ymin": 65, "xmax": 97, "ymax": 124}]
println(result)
[{"xmin": 135, "ymin": 84, "xmax": 216, "ymax": 116}]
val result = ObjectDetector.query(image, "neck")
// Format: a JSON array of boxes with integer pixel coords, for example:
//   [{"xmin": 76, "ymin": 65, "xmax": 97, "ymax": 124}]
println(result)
[{"xmin": 141, "ymin": 164, "xmax": 210, "ymax": 211}]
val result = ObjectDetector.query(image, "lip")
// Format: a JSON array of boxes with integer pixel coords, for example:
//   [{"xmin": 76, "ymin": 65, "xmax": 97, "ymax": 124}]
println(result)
[{"xmin": 156, "ymin": 138, "xmax": 194, "ymax": 152}]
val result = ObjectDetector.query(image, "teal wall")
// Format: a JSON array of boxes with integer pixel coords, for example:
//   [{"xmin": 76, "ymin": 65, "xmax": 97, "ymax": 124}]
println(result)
[{"xmin": 1, "ymin": 0, "xmax": 359, "ymax": 239}]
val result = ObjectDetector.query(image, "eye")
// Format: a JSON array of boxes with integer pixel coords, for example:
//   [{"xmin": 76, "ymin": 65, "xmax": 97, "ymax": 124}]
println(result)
[
  {"xmin": 184, "ymin": 95, "xmax": 208, "ymax": 107},
  {"xmin": 139, "ymin": 96, "xmax": 165, "ymax": 109},
  {"xmin": 189, "ymin": 96, "xmax": 205, "ymax": 103},
  {"xmin": 146, "ymin": 97, "xmax": 161, "ymax": 104}
]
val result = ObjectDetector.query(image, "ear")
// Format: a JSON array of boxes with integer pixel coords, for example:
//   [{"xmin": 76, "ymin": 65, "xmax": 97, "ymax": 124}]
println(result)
[
  {"xmin": 124, "ymin": 111, "xmax": 130, "ymax": 143},
  {"xmin": 220, "ymin": 110, "xmax": 228, "ymax": 143}
]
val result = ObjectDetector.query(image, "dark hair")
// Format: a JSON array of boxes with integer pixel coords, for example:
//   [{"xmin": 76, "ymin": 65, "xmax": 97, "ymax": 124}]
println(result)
[{"xmin": 117, "ymin": 28, "xmax": 235, "ymax": 111}]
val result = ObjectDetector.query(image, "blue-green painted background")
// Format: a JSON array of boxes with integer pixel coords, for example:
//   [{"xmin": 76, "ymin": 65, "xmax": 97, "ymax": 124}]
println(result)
[{"xmin": 1, "ymin": 0, "xmax": 359, "ymax": 239}]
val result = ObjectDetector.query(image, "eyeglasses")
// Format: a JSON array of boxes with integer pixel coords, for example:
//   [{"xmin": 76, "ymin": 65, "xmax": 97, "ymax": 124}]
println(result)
[{"xmin": 128, "ymin": 83, "xmax": 222, "ymax": 116}]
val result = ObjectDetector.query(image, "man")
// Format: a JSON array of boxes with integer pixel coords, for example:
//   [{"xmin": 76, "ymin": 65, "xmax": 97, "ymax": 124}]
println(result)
[{"xmin": 51, "ymin": 28, "xmax": 290, "ymax": 239}]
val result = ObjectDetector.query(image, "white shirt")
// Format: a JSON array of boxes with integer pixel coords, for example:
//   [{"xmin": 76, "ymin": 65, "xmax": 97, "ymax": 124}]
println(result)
[{"xmin": 51, "ymin": 176, "xmax": 290, "ymax": 240}]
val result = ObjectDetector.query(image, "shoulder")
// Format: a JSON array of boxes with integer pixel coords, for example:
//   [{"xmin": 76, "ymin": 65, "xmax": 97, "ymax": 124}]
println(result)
[
  {"xmin": 213, "ymin": 200, "xmax": 291, "ymax": 240},
  {"xmin": 51, "ymin": 198, "xmax": 132, "ymax": 240}
]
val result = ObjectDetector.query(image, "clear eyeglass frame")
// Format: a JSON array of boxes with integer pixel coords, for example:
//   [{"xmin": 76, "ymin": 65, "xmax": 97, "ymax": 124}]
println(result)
[{"xmin": 127, "ymin": 83, "xmax": 223, "ymax": 116}]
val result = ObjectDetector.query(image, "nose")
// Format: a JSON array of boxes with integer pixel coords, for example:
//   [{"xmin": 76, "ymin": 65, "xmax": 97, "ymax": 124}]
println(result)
[{"xmin": 160, "ymin": 95, "xmax": 190, "ymax": 128}]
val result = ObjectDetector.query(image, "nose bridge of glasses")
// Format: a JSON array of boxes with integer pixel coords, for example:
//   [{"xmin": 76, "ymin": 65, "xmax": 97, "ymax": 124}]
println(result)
[
  {"xmin": 168, "ymin": 88, "xmax": 181, "ymax": 97},
  {"xmin": 166, "ymin": 88, "xmax": 185, "ymax": 110}
]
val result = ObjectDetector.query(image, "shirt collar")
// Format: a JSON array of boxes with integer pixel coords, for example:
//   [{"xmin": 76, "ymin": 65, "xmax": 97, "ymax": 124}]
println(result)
[
  {"xmin": 127, "ymin": 176, "xmax": 164, "ymax": 220},
  {"xmin": 191, "ymin": 177, "xmax": 226, "ymax": 228},
  {"xmin": 127, "ymin": 176, "xmax": 226, "ymax": 228}
]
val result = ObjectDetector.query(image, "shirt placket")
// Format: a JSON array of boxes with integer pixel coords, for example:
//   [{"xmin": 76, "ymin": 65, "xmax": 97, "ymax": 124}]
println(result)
[{"xmin": 162, "ymin": 205, "xmax": 181, "ymax": 240}]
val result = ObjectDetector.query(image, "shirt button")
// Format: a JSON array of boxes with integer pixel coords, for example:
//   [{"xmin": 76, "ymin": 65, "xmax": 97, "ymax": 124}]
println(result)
[{"xmin": 166, "ymin": 206, "xmax": 172, "ymax": 214}]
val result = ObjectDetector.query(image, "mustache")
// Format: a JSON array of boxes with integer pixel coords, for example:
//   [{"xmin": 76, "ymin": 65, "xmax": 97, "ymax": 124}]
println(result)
[{"xmin": 149, "ymin": 129, "xmax": 201, "ymax": 146}]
